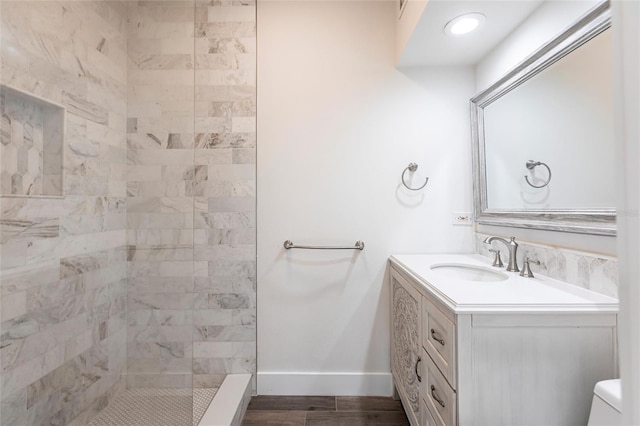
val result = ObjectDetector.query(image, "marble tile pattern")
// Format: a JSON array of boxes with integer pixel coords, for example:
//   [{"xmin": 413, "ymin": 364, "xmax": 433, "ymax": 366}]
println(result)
[
  {"xmin": 1, "ymin": 1, "xmax": 128, "ymax": 425},
  {"xmin": 126, "ymin": 0, "xmax": 197, "ymax": 392},
  {"xmin": 0, "ymin": 88, "xmax": 65, "ymax": 196},
  {"xmin": 475, "ymin": 233, "xmax": 618, "ymax": 298},
  {"xmin": 193, "ymin": 0, "xmax": 256, "ymax": 391},
  {"xmin": 126, "ymin": 0, "xmax": 257, "ymax": 391}
]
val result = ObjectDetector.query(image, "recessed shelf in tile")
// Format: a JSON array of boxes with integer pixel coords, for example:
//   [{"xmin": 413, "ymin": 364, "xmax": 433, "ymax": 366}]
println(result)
[{"xmin": 1, "ymin": 85, "xmax": 65, "ymax": 196}]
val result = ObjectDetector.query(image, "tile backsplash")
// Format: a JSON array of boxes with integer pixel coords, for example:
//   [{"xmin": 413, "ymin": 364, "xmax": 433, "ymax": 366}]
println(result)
[{"xmin": 475, "ymin": 233, "xmax": 618, "ymax": 298}]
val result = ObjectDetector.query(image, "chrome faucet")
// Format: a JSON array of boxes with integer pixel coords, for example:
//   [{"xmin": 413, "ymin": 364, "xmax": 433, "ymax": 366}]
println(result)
[{"xmin": 483, "ymin": 236, "xmax": 519, "ymax": 272}]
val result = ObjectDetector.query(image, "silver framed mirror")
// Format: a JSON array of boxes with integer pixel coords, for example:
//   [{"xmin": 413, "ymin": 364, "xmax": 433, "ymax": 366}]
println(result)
[{"xmin": 470, "ymin": 1, "xmax": 615, "ymax": 236}]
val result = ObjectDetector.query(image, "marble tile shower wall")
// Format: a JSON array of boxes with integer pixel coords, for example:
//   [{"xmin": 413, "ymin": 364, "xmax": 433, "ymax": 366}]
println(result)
[
  {"xmin": 126, "ymin": 0, "xmax": 197, "ymax": 390},
  {"xmin": 126, "ymin": 0, "xmax": 257, "ymax": 390},
  {"xmin": 475, "ymin": 233, "xmax": 618, "ymax": 298},
  {"xmin": 193, "ymin": 0, "xmax": 257, "ymax": 390},
  {"xmin": 0, "ymin": 1, "xmax": 128, "ymax": 425}
]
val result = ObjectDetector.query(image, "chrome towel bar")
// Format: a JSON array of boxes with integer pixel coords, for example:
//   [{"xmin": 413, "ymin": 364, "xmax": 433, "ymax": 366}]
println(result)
[{"xmin": 283, "ymin": 240, "xmax": 365, "ymax": 251}]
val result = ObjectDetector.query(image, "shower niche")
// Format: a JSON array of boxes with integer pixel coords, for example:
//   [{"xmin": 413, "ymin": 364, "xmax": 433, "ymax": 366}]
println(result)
[{"xmin": 1, "ymin": 85, "xmax": 64, "ymax": 197}]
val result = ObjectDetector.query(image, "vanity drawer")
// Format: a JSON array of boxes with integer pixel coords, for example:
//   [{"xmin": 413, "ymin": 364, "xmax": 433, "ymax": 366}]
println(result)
[
  {"xmin": 422, "ymin": 399, "xmax": 439, "ymax": 426},
  {"xmin": 423, "ymin": 351, "xmax": 456, "ymax": 426},
  {"xmin": 423, "ymin": 297, "xmax": 456, "ymax": 387}
]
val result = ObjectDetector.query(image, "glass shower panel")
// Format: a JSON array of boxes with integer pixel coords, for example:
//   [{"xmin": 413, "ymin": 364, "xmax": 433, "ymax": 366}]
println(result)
[
  {"xmin": 192, "ymin": 0, "xmax": 257, "ymax": 395},
  {"xmin": 125, "ymin": 0, "xmax": 198, "ymax": 424}
]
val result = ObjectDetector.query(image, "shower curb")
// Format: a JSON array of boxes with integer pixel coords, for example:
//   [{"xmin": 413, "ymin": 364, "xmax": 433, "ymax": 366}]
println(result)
[{"xmin": 198, "ymin": 374, "xmax": 252, "ymax": 426}]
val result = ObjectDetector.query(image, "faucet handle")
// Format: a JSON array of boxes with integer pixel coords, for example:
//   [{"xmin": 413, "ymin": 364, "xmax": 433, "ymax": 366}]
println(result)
[
  {"xmin": 520, "ymin": 257, "xmax": 541, "ymax": 278},
  {"xmin": 488, "ymin": 249, "xmax": 504, "ymax": 268}
]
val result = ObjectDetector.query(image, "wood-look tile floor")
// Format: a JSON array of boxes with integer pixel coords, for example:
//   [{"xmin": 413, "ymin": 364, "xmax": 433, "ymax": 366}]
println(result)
[{"xmin": 241, "ymin": 396, "xmax": 410, "ymax": 426}]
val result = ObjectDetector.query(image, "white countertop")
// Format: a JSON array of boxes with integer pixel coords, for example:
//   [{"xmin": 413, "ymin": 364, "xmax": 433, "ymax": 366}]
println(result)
[{"xmin": 390, "ymin": 254, "xmax": 619, "ymax": 314}]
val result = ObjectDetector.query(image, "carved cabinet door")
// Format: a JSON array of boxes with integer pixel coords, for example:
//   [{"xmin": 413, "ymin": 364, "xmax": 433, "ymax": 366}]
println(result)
[{"xmin": 391, "ymin": 269, "xmax": 422, "ymax": 426}]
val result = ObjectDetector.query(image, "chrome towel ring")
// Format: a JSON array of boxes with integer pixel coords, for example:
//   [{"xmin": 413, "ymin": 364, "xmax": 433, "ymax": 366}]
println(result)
[
  {"xmin": 524, "ymin": 160, "xmax": 552, "ymax": 188},
  {"xmin": 401, "ymin": 162, "xmax": 429, "ymax": 191}
]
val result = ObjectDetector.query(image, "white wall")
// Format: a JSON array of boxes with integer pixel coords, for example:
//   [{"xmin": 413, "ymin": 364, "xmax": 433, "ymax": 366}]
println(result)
[
  {"xmin": 474, "ymin": 0, "xmax": 617, "ymax": 256},
  {"xmin": 257, "ymin": 0, "xmax": 475, "ymax": 395},
  {"xmin": 611, "ymin": 0, "xmax": 640, "ymax": 422}
]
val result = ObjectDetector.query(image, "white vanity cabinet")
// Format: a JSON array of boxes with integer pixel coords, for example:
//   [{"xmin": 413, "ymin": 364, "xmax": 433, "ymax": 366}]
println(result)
[
  {"xmin": 389, "ymin": 255, "xmax": 618, "ymax": 426},
  {"xmin": 391, "ymin": 269, "xmax": 422, "ymax": 426}
]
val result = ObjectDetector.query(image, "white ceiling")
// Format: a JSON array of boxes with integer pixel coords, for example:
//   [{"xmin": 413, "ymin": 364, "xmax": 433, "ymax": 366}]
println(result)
[{"xmin": 398, "ymin": 0, "xmax": 544, "ymax": 67}]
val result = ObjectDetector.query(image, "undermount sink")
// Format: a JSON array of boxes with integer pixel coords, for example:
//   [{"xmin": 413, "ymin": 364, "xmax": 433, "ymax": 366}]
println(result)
[{"xmin": 429, "ymin": 263, "xmax": 509, "ymax": 282}]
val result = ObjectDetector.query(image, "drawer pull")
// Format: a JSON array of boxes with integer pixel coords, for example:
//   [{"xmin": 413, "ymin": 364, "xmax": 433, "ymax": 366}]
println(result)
[
  {"xmin": 431, "ymin": 328, "xmax": 445, "ymax": 346},
  {"xmin": 430, "ymin": 385, "xmax": 446, "ymax": 408},
  {"xmin": 415, "ymin": 356, "xmax": 422, "ymax": 382}
]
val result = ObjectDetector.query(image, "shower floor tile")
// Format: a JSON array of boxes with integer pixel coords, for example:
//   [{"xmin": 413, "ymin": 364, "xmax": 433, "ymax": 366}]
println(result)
[{"xmin": 87, "ymin": 388, "xmax": 217, "ymax": 426}]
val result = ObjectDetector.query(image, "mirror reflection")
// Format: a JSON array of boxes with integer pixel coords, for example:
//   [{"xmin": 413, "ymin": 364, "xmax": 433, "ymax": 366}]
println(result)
[
  {"xmin": 483, "ymin": 28, "xmax": 614, "ymax": 210},
  {"xmin": 470, "ymin": 2, "xmax": 615, "ymax": 235}
]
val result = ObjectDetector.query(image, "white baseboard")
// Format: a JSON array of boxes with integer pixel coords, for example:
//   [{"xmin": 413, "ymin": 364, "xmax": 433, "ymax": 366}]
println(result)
[{"xmin": 256, "ymin": 372, "xmax": 393, "ymax": 396}]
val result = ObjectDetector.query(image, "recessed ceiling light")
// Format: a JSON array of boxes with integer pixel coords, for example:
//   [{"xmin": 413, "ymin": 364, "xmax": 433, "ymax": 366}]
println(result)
[{"xmin": 444, "ymin": 13, "xmax": 486, "ymax": 36}]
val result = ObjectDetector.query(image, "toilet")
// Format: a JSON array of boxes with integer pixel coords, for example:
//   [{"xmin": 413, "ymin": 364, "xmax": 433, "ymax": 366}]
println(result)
[{"xmin": 588, "ymin": 379, "xmax": 621, "ymax": 426}]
